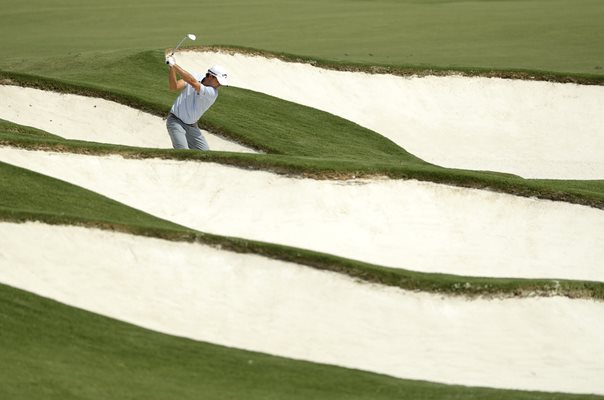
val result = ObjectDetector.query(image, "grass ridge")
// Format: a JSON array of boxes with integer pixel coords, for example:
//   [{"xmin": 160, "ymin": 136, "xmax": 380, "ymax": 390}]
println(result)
[
  {"xmin": 2, "ymin": 209, "xmax": 603, "ymax": 301},
  {"xmin": 2, "ymin": 135, "xmax": 604, "ymax": 211}
]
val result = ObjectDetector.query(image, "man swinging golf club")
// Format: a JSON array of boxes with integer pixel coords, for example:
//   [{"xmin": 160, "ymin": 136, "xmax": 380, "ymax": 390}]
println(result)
[{"xmin": 164, "ymin": 50, "xmax": 228, "ymax": 151}]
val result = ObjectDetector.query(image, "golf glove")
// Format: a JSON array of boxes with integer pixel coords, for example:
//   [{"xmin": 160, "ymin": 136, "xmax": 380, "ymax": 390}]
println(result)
[{"xmin": 165, "ymin": 56, "xmax": 176, "ymax": 66}]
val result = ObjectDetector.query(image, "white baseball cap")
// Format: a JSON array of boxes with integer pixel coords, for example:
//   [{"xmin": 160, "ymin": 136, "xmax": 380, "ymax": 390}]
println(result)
[{"xmin": 208, "ymin": 65, "xmax": 228, "ymax": 86}]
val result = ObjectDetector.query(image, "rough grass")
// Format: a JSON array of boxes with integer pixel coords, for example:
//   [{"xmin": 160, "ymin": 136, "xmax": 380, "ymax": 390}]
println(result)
[{"xmin": 0, "ymin": 118, "xmax": 63, "ymax": 139}]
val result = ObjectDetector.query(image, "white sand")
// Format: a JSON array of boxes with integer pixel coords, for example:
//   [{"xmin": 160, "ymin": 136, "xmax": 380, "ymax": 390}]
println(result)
[
  {"xmin": 0, "ymin": 85, "xmax": 257, "ymax": 153},
  {"xmin": 2, "ymin": 52, "xmax": 603, "ymax": 395},
  {"xmin": 2, "ymin": 147, "xmax": 603, "ymax": 282},
  {"xmin": 177, "ymin": 50, "xmax": 604, "ymax": 179},
  {"xmin": 1, "ymin": 221, "xmax": 603, "ymax": 395}
]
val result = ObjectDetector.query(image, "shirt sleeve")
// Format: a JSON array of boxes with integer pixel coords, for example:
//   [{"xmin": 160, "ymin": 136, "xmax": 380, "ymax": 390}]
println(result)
[
  {"xmin": 197, "ymin": 85, "xmax": 208, "ymax": 96},
  {"xmin": 190, "ymin": 72, "xmax": 204, "ymax": 95},
  {"xmin": 197, "ymin": 85, "xmax": 217, "ymax": 98}
]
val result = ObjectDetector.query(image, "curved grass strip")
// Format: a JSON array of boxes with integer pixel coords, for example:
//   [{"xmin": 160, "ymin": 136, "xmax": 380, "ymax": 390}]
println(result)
[
  {"xmin": 2, "ymin": 130, "xmax": 604, "ymax": 211},
  {"xmin": 0, "ymin": 118, "xmax": 63, "ymax": 140},
  {"xmin": 1, "ymin": 160, "xmax": 602, "ymax": 300}
]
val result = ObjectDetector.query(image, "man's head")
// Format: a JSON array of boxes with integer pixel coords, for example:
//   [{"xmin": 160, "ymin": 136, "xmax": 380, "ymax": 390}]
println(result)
[{"xmin": 203, "ymin": 65, "xmax": 228, "ymax": 88}]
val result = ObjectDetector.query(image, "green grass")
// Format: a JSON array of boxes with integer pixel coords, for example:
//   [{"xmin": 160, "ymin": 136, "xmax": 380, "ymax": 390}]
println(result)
[
  {"xmin": 0, "ymin": 118, "xmax": 63, "ymax": 140},
  {"xmin": 0, "ymin": 160, "xmax": 186, "ymax": 233},
  {"xmin": 0, "ymin": 0, "xmax": 603, "ymax": 76},
  {"xmin": 3, "ymin": 283, "xmax": 602, "ymax": 400},
  {"xmin": 1, "ymin": 1, "xmax": 603, "ymax": 397},
  {"xmin": 536, "ymin": 179, "xmax": 604, "ymax": 198}
]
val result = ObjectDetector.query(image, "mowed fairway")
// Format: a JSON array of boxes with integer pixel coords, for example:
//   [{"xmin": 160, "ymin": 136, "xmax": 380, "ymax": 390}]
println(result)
[
  {"xmin": 1, "ymin": 0, "xmax": 604, "ymax": 398},
  {"xmin": 0, "ymin": 0, "xmax": 603, "ymax": 75}
]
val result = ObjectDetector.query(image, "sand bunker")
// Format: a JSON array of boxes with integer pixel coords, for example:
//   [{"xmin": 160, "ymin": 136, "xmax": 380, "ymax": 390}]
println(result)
[
  {"xmin": 1, "ymin": 221, "xmax": 603, "ymax": 395},
  {"xmin": 2, "ymin": 147, "xmax": 603, "ymax": 282},
  {"xmin": 2, "ymin": 52, "xmax": 603, "ymax": 396},
  {"xmin": 0, "ymin": 85, "xmax": 257, "ymax": 153},
  {"xmin": 177, "ymin": 50, "xmax": 604, "ymax": 179}
]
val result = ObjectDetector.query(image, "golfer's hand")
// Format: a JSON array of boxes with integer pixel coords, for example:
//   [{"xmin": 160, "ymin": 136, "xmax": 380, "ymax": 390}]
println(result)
[{"xmin": 165, "ymin": 56, "xmax": 176, "ymax": 66}]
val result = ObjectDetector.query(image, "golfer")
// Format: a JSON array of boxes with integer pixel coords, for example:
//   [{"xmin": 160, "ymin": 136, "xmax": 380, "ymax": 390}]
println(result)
[{"xmin": 165, "ymin": 54, "xmax": 228, "ymax": 150}]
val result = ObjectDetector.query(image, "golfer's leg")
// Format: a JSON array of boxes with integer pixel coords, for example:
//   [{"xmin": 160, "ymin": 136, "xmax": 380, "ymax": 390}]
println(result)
[
  {"xmin": 185, "ymin": 125, "xmax": 210, "ymax": 151},
  {"xmin": 166, "ymin": 115, "xmax": 189, "ymax": 149}
]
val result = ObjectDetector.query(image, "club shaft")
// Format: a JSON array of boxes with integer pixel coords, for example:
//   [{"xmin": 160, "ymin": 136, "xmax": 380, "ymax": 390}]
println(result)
[{"xmin": 171, "ymin": 36, "xmax": 187, "ymax": 56}]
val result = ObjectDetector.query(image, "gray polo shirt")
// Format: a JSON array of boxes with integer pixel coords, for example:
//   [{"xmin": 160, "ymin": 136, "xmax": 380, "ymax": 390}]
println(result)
[{"xmin": 170, "ymin": 72, "xmax": 218, "ymax": 124}]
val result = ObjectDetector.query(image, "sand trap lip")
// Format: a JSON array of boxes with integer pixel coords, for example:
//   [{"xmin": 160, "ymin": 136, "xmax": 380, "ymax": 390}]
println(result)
[
  {"xmin": 2, "ymin": 58, "xmax": 603, "ymax": 396},
  {"xmin": 177, "ymin": 50, "xmax": 604, "ymax": 179},
  {"xmin": 2, "ymin": 147, "xmax": 603, "ymax": 282},
  {"xmin": 1, "ymin": 221, "xmax": 603, "ymax": 395},
  {"xmin": 0, "ymin": 85, "xmax": 257, "ymax": 154}
]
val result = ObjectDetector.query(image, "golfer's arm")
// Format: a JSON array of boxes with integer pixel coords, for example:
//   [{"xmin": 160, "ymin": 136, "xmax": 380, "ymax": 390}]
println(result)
[
  {"xmin": 172, "ymin": 64, "xmax": 201, "ymax": 92},
  {"xmin": 168, "ymin": 67, "xmax": 184, "ymax": 91}
]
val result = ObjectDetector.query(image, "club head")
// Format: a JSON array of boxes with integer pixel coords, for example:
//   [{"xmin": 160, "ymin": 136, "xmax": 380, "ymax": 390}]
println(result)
[{"xmin": 187, "ymin": 34, "xmax": 196, "ymax": 41}]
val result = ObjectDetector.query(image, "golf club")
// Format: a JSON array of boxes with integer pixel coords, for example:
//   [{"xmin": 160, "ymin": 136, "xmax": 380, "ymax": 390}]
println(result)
[{"xmin": 170, "ymin": 33, "xmax": 196, "ymax": 56}]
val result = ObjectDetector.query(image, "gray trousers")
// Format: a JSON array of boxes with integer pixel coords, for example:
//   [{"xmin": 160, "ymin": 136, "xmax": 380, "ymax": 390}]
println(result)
[{"xmin": 166, "ymin": 114, "xmax": 209, "ymax": 150}]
